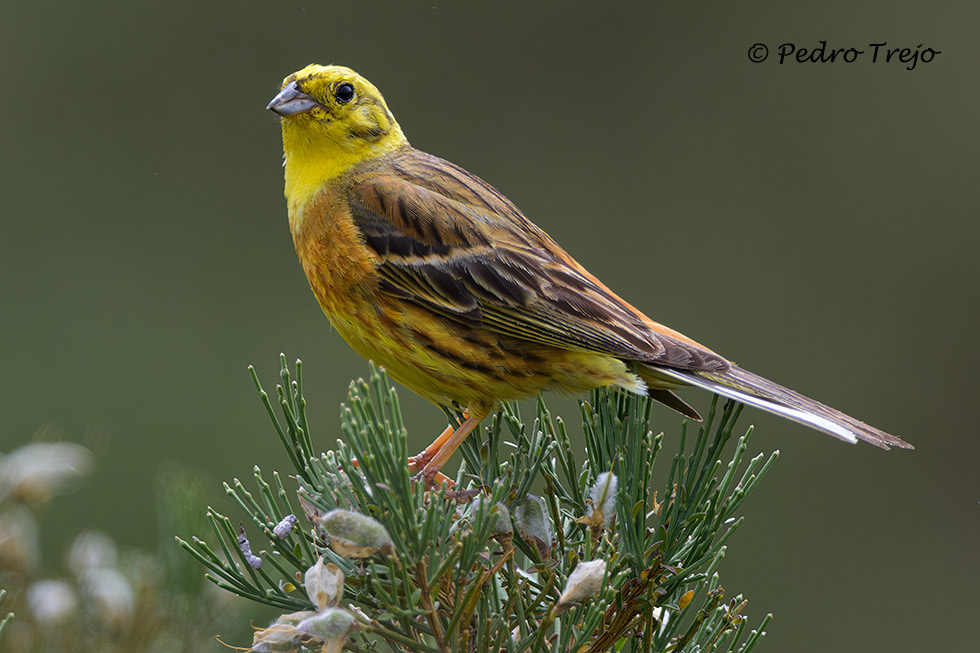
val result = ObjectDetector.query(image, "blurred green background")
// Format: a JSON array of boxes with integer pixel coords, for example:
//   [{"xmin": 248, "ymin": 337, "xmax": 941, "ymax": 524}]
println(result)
[{"xmin": 2, "ymin": 1, "xmax": 977, "ymax": 650}]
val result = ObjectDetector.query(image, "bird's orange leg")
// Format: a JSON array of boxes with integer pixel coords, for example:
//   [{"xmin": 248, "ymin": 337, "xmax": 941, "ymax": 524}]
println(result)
[
  {"xmin": 349, "ymin": 456, "xmax": 454, "ymax": 488},
  {"xmin": 407, "ymin": 423, "xmax": 459, "ymax": 472},
  {"xmin": 408, "ymin": 408, "xmax": 488, "ymax": 484}
]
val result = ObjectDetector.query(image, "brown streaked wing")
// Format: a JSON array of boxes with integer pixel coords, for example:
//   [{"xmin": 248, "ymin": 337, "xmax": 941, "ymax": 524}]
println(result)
[{"xmin": 346, "ymin": 149, "xmax": 729, "ymax": 372}]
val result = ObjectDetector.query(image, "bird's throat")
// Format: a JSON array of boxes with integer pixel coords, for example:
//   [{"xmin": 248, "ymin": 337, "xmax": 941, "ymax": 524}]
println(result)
[{"xmin": 281, "ymin": 127, "xmax": 407, "ymax": 230}]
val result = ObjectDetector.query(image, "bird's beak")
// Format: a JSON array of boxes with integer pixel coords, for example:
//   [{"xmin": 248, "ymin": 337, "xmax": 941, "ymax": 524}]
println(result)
[{"xmin": 267, "ymin": 81, "xmax": 319, "ymax": 116}]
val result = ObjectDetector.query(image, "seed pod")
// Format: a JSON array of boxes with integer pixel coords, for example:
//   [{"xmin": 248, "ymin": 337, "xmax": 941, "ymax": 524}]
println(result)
[{"xmin": 320, "ymin": 509, "xmax": 393, "ymax": 558}]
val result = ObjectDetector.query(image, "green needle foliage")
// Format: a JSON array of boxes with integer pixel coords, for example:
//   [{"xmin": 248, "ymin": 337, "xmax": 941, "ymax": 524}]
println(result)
[
  {"xmin": 0, "ymin": 589, "xmax": 11, "ymax": 641},
  {"xmin": 179, "ymin": 356, "xmax": 777, "ymax": 652}
]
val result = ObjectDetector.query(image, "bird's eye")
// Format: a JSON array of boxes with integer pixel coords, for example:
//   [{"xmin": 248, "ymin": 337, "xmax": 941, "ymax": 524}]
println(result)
[{"xmin": 334, "ymin": 82, "xmax": 355, "ymax": 104}]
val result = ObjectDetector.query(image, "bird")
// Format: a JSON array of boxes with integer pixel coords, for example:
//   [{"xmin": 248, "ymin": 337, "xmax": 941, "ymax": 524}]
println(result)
[{"xmin": 267, "ymin": 64, "xmax": 912, "ymax": 480}]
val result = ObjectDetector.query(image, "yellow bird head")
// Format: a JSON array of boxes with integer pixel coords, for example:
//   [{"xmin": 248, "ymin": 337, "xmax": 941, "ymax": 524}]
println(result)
[{"xmin": 268, "ymin": 64, "xmax": 409, "ymax": 204}]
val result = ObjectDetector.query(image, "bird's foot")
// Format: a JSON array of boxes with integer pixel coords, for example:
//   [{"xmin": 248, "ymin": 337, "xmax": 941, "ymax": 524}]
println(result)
[{"xmin": 411, "ymin": 467, "xmax": 455, "ymax": 489}]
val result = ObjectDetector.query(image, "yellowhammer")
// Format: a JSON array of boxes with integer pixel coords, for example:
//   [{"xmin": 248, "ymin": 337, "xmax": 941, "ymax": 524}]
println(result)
[{"xmin": 267, "ymin": 64, "xmax": 912, "ymax": 480}]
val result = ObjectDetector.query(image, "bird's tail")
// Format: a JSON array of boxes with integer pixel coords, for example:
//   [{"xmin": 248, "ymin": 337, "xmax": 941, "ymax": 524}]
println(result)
[{"xmin": 642, "ymin": 364, "xmax": 913, "ymax": 450}]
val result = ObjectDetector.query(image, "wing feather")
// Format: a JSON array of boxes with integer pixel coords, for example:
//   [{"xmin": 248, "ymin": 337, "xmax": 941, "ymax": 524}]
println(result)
[{"xmin": 347, "ymin": 150, "xmax": 729, "ymax": 372}]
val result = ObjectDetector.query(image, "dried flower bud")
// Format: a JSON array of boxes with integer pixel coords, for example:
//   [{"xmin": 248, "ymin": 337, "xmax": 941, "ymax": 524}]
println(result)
[
  {"xmin": 588, "ymin": 472, "xmax": 618, "ymax": 528},
  {"xmin": 251, "ymin": 610, "xmax": 319, "ymax": 651},
  {"xmin": 251, "ymin": 621, "xmax": 302, "ymax": 652},
  {"xmin": 678, "ymin": 589, "xmax": 695, "ymax": 610},
  {"xmin": 297, "ymin": 607, "xmax": 357, "ymax": 650},
  {"xmin": 556, "ymin": 559, "xmax": 606, "ymax": 613},
  {"xmin": 513, "ymin": 495, "xmax": 552, "ymax": 559},
  {"xmin": 273, "ymin": 514, "xmax": 298, "ymax": 539},
  {"xmin": 320, "ymin": 509, "xmax": 393, "ymax": 558},
  {"xmin": 68, "ymin": 530, "xmax": 118, "ymax": 577},
  {"xmin": 0, "ymin": 442, "xmax": 92, "ymax": 506},
  {"xmin": 305, "ymin": 557, "xmax": 345, "ymax": 610},
  {"xmin": 27, "ymin": 580, "xmax": 77, "ymax": 624},
  {"xmin": 0, "ymin": 506, "xmax": 40, "ymax": 573},
  {"xmin": 297, "ymin": 486, "xmax": 325, "ymax": 526},
  {"xmin": 472, "ymin": 495, "xmax": 512, "ymax": 538},
  {"xmin": 281, "ymin": 610, "xmax": 317, "ymax": 624},
  {"xmin": 79, "ymin": 567, "xmax": 135, "ymax": 624},
  {"xmin": 237, "ymin": 524, "xmax": 262, "ymax": 569}
]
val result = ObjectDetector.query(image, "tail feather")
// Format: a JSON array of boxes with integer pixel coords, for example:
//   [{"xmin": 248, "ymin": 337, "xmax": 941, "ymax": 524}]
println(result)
[
  {"xmin": 647, "ymin": 388, "xmax": 703, "ymax": 421},
  {"xmin": 643, "ymin": 364, "xmax": 913, "ymax": 450}
]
